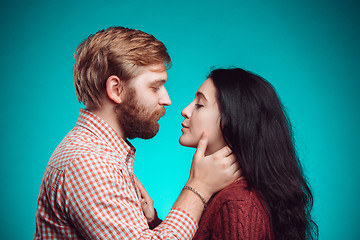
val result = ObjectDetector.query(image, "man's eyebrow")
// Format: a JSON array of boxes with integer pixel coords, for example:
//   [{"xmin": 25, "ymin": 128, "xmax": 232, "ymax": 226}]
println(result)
[
  {"xmin": 196, "ymin": 91, "xmax": 208, "ymax": 101},
  {"xmin": 152, "ymin": 79, "xmax": 167, "ymax": 84}
]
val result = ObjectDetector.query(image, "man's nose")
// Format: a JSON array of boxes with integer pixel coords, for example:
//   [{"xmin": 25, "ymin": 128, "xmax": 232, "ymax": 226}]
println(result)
[{"xmin": 159, "ymin": 88, "xmax": 171, "ymax": 106}]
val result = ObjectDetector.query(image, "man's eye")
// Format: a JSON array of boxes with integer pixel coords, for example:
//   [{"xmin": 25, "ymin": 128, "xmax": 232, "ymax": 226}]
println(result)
[{"xmin": 152, "ymin": 86, "xmax": 160, "ymax": 91}]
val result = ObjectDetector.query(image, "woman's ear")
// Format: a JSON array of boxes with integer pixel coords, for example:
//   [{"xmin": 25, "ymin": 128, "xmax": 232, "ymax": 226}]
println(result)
[{"xmin": 106, "ymin": 75, "xmax": 124, "ymax": 104}]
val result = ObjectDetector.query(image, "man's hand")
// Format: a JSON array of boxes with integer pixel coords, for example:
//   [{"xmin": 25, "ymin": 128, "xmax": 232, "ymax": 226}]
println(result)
[
  {"xmin": 187, "ymin": 132, "xmax": 241, "ymax": 201},
  {"xmin": 134, "ymin": 176, "xmax": 155, "ymax": 222}
]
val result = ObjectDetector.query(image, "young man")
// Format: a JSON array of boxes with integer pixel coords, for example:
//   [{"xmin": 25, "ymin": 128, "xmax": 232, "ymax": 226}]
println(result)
[{"xmin": 35, "ymin": 26, "xmax": 240, "ymax": 239}]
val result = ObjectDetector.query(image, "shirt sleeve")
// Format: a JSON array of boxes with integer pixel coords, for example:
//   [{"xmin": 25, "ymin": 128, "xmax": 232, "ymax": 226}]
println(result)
[{"xmin": 56, "ymin": 154, "xmax": 197, "ymax": 239}]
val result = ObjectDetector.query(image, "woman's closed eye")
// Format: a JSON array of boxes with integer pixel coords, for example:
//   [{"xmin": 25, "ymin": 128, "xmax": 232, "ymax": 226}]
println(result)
[{"xmin": 195, "ymin": 103, "xmax": 204, "ymax": 109}]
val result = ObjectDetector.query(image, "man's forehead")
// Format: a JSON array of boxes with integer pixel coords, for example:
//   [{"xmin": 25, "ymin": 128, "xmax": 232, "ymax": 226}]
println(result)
[
  {"xmin": 147, "ymin": 64, "xmax": 168, "ymax": 83},
  {"xmin": 138, "ymin": 64, "xmax": 167, "ymax": 80},
  {"xmin": 131, "ymin": 63, "xmax": 166, "ymax": 77},
  {"xmin": 128, "ymin": 65, "xmax": 167, "ymax": 87},
  {"xmin": 148, "ymin": 63, "xmax": 166, "ymax": 72}
]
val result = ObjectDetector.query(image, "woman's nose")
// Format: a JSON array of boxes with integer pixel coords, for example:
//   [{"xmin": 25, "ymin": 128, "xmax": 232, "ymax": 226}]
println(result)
[{"xmin": 181, "ymin": 103, "xmax": 192, "ymax": 119}]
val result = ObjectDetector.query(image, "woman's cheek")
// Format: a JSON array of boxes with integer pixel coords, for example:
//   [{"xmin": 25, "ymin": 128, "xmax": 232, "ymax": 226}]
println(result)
[
  {"xmin": 192, "ymin": 126, "xmax": 204, "ymax": 147},
  {"xmin": 206, "ymin": 118, "xmax": 222, "ymax": 142},
  {"xmin": 180, "ymin": 124, "xmax": 203, "ymax": 148}
]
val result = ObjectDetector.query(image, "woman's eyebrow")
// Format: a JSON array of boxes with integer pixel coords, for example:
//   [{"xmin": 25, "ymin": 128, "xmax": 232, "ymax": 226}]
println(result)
[{"xmin": 196, "ymin": 91, "xmax": 208, "ymax": 101}]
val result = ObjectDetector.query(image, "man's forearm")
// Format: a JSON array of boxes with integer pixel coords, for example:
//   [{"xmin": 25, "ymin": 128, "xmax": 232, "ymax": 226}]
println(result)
[{"xmin": 173, "ymin": 186, "xmax": 208, "ymax": 223}]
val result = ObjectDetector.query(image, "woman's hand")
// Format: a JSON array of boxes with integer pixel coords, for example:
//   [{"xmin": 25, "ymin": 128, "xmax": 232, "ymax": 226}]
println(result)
[{"xmin": 134, "ymin": 175, "xmax": 155, "ymax": 222}]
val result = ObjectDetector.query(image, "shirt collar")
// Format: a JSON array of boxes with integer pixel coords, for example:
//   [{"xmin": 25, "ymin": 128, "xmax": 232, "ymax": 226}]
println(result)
[{"xmin": 76, "ymin": 109, "xmax": 136, "ymax": 163}]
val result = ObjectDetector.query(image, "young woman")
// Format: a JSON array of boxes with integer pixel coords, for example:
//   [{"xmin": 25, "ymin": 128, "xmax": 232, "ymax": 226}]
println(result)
[{"xmin": 139, "ymin": 67, "xmax": 318, "ymax": 239}]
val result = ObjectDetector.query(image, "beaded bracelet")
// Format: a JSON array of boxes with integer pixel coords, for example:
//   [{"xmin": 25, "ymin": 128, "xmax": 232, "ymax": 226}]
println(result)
[{"xmin": 183, "ymin": 185, "xmax": 207, "ymax": 210}]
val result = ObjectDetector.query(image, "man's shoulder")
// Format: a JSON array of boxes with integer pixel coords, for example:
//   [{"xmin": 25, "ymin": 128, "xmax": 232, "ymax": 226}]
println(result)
[{"xmin": 47, "ymin": 125, "xmax": 112, "ymax": 169}]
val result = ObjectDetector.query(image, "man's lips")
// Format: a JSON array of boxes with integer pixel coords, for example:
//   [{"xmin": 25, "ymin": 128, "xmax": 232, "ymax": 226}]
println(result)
[{"xmin": 154, "ymin": 108, "xmax": 166, "ymax": 120}]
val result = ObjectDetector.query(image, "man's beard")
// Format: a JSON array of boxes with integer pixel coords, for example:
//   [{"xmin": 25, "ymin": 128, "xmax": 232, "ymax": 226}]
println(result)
[{"xmin": 115, "ymin": 88, "xmax": 165, "ymax": 140}]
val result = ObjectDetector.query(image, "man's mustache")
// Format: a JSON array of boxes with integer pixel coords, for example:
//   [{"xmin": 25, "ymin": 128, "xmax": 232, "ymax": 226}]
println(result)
[{"xmin": 153, "ymin": 107, "xmax": 166, "ymax": 119}]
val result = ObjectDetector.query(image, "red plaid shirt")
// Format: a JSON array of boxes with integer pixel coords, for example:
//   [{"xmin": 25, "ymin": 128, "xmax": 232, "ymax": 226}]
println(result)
[{"xmin": 35, "ymin": 109, "xmax": 197, "ymax": 239}]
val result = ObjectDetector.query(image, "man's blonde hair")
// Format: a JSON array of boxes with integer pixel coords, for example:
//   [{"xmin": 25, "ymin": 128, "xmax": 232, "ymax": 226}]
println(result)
[{"xmin": 73, "ymin": 26, "xmax": 171, "ymax": 109}]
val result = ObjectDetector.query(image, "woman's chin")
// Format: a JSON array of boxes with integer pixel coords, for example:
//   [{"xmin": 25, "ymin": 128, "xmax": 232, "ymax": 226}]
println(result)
[
  {"xmin": 178, "ymin": 137, "xmax": 187, "ymax": 147},
  {"xmin": 179, "ymin": 136, "xmax": 196, "ymax": 148}
]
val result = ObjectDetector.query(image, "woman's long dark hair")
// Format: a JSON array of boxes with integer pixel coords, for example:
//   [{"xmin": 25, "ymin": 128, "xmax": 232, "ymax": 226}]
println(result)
[{"xmin": 209, "ymin": 68, "xmax": 318, "ymax": 240}]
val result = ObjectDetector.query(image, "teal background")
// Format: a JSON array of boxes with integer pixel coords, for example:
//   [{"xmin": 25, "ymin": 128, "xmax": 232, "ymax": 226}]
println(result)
[{"xmin": 1, "ymin": 0, "xmax": 359, "ymax": 239}]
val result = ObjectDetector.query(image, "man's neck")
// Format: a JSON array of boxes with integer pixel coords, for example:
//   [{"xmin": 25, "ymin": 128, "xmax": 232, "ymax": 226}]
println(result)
[{"xmin": 89, "ymin": 106, "xmax": 126, "ymax": 140}]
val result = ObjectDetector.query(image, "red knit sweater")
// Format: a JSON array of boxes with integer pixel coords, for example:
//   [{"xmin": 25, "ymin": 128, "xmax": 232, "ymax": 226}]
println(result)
[{"xmin": 192, "ymin": 179, "xmax": 274, "ymax": 240}]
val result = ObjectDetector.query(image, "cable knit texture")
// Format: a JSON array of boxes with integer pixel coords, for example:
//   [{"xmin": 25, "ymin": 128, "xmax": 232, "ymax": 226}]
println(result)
[{"xmin": 193, "ymin": 179, "xmax": 274, "ymax": 240}]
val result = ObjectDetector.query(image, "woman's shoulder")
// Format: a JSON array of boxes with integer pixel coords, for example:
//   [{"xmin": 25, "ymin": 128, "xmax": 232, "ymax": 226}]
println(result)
[
  {"xmin": 214, "ymin": 179, "xmax": 254, "ymax": 200},
  {"xmin": 194, "ymin": 179, "xmax": 273, "ymax": 240},
  {"xmin": 207, "ymin": 178, "xmax": 267, "ymax": 214}
]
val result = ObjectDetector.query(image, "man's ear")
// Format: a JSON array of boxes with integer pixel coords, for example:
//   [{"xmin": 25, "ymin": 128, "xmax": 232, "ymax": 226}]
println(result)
[{"xmin": 106, "ymin": 75, "xmax": 124, "ymax": 104}]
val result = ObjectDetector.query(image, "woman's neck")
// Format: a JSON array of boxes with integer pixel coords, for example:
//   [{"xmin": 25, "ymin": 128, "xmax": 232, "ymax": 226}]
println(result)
[{"xmin": 205, "ymin": 143, "xmax": 227, "ymax": 156}]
